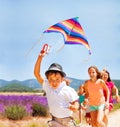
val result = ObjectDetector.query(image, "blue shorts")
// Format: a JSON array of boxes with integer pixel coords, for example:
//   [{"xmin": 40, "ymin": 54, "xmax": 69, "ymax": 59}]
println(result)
[{"xmin": 90, "ymin": 104, "xmax": 105, "ymax": 111}]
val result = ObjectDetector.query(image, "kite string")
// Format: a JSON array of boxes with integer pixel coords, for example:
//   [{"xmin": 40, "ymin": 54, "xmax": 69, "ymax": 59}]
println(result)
[
  {"xmin": 82, "ymin": 54, "xmax": 91, "ymax": 62},
  {"xmin": 25, "ymin": 33, "xmax": 44, "ymax": 57},
  {"xmin": 56, "ymin": 44, "xmax": 65, "ymax": 53}
]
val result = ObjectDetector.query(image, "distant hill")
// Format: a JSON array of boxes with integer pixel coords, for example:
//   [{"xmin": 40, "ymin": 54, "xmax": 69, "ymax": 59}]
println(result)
[
  {"xmin": 0, "ymin": 78, "xmax": 84, "ymax": 90},
  {"xmin": 68, "ymin": 77, "xmax": 84, "ymax": 90},
  {"xmin": 0, "ymin": 79, "xmax": 41, "ymax": 89},
  {"xmin": 113, "ymin": 80, "xmax": 120, "ymax": 88},
  {"xmin": 0, "ymin": 83, "xmax": 33, "ymax": 92},
  {"xmin": 0, "ymin": 78, "xmax": 119, "ymax": 92}
]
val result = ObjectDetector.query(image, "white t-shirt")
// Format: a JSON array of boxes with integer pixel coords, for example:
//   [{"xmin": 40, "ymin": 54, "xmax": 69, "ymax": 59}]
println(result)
[{"xmin": 43, "ymin": 80, "xmax": 79, "ymax": 118}]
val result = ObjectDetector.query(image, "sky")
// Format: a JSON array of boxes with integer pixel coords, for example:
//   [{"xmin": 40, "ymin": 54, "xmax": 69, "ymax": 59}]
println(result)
[{"xmin": 0, "ymin": 0, "xmax": 120, "ymax": 81}]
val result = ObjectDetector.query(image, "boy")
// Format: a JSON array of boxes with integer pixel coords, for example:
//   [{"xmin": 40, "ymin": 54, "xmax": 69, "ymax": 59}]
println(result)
[{"xmin": 34, "ymin": 44, "xmax": 79, "ymax": 127}]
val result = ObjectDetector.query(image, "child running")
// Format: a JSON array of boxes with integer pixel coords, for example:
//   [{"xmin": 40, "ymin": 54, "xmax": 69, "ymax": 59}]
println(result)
[
  {"xmin": 78, "ymin": 85, "xmax": 91, "ymax": 126},
  {"xmin": 84, "ymin": 98, "xmax": 91, "ymax": 126},
  {"xmin": 102, "ymin": 69, "xmax": 120, "ymax": 126},
  {"xmin": 34, "ymin": 44, "xmax": 79, "ymax": 127},
  {"xmin": 84, "ymin": 66, "xmax": 109, "ymax": 127},
  {"xmin": 78, "ymin": 84, "xmax": 86, "ymax": 126}
]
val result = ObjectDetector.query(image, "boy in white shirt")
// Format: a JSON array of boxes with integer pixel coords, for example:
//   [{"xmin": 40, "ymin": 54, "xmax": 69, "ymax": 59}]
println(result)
[{"xmin": 34, "ymin": 44, "xmax": 79, "ymax": 127}]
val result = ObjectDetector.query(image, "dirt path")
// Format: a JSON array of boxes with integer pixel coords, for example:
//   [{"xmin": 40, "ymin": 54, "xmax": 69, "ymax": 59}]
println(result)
[
  {"xmin": 73, "ymin": 109, "xmax": 120, "ymax": 127},
  {"xmin": 107, "ymin": 109, "xmax": 120, "ymax": 127}
]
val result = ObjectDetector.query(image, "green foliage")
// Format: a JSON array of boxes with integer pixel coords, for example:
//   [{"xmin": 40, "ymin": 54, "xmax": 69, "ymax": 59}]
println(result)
[
  {"xmin": 0, "ymin": 83, "xmax": 33, "ymax": 92},
  {"xmin": 113, "ymin": 80, "xmax": 120, "ymax": 94},
  {"xmin": 32, "ymin": 103, "xmax": 48, "ymax": 117},
  {"xmin": 4, "ymin": 105, "xmax": 27, "ymax": 120},
  {"xmin": 112, "ymin": 102, "xmax": 120, "ymax": 111}
]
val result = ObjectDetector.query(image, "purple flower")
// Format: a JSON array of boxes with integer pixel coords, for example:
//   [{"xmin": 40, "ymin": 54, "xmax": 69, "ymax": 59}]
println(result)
[
  {"xmin": 0, "ymin": 104, "xmax": 4, "ymax": 113},
  {"xmin": 0, "ymin": 95, "xmax": 48, "ymax": 114}
]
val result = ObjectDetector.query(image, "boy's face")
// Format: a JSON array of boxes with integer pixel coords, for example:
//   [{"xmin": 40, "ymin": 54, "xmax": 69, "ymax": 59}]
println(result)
[{"xmin": 48, "ymin": 72, "xmax": 63, "ymax": 89}]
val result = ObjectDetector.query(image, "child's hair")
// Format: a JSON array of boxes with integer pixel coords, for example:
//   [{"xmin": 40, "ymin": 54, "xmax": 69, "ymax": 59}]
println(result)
[
  {"xmin": 102, "ymin": 69, "xmax": 111, "ymax": 82},
  {"xmin": 78, "ymin": 84, "xmax": 85, "ymax": 95},
  {"xmin": 79, "ymin": 84, "xmax": 85, "ymax": 91},
  {"xmin": 88, "ymin": 66, "xmax": 101, "ymax": 79}
]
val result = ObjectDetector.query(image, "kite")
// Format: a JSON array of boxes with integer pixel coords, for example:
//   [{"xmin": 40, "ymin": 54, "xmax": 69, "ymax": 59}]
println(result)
[
  {"xmin": 43, "ymin": 17, "xmax": 91, "ymax": 55},
  {"xmin": 25, "ymin": 17, "xmax": 91, "ymax": 56}
]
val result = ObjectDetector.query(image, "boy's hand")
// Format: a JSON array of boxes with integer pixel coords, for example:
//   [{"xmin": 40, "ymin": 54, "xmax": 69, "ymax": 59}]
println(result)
[
  {"xmin": 40, "ymin": 44, "xmax": 50, "ymax": 56},
  {"xmin": 69, "ymin": 101, "xmax": 79, "ymax": 111},
  {"xmin": 69, "ymin": 104, "xmax": 77, "ymax": 111}
]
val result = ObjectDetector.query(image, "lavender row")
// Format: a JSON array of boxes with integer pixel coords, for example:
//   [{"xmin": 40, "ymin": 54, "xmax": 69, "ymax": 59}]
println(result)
[{"xmin": 0, "ymin": 95, "xmax": 48, "ymax": 114}]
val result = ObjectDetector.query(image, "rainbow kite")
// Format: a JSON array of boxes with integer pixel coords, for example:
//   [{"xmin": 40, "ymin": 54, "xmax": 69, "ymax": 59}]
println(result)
[{"xmin": 43, "ymin": 17, "xmax": 91, "ymax": 54}]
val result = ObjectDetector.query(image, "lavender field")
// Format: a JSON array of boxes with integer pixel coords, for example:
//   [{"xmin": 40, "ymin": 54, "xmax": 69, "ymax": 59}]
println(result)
[{"xmin": 0, "ymin": 94, "xmax": 48, "ymax": 119}]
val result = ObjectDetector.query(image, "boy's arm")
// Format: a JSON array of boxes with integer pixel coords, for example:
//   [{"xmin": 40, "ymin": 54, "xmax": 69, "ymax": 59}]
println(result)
[
  {"xmin": 34, "ymin": 54, "xmax": 44, "ymax": 85},
  {"xmin": 34, "ymin": 44, "xmax": 50, "ymax": 85}
]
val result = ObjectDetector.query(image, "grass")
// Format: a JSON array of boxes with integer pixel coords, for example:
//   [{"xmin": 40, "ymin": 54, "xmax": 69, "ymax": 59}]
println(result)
[{"xmin": 111, "ymin": 102, "xmax": 120, "ymax": 112}]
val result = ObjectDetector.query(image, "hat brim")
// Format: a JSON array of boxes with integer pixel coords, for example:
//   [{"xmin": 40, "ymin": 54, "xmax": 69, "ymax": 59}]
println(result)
[{"xmin": 45, "ymin": 68, "xmax": 66, "ymax": 77}]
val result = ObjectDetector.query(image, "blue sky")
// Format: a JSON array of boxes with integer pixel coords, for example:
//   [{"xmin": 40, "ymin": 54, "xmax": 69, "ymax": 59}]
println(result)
[{"xmin": 0, "ymin": 0, "xmax": 120, "ymax": 81}]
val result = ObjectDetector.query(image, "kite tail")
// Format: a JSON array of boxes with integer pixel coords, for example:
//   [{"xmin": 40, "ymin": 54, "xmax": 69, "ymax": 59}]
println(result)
[
  {"xmin": 25, "ymin": 33, "xmax": 44, "ymax": 57},
  {"xmin": 88, "ymin": 50, "xmax": 91, "ymax": 55}
]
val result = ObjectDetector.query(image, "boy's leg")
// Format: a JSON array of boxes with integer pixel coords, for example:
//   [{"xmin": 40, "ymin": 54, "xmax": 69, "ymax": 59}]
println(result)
[
  {"xmin": 47, "ymin": 117, "xmax": 77, "ymax": 127},
  {"xmin": 47, "ymin": 120, "xmax": 66, "ymax": 127}
]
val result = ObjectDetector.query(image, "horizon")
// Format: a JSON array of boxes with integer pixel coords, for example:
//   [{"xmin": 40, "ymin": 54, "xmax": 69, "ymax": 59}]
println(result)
[{"xmin": 0, "ymin": 77, "xmax": 120, "ymax": 81}]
